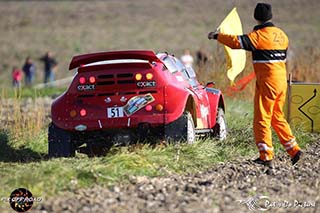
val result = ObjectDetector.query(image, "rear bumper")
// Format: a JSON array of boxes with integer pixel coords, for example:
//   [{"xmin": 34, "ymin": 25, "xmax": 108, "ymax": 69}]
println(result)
[
  {"xmin": 68, "ymin": 122, "xmax": 165, "ymax": 147},
  {"xmin": 54, "ymin": 114, "xmax": 166, "ymax": 131}
]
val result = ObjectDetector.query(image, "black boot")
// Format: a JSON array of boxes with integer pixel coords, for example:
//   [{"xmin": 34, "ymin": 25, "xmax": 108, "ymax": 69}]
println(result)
[
  {"xmin": 253, "ymin": 157, "xmax": 274, "ymax": 168},
  {"xmin": 253, "ymin": 157, "xmax": 274, "ymax": 175},
  {"xmin": 291, "ymin": 150, "xmax": 303, "ymax": 166}
]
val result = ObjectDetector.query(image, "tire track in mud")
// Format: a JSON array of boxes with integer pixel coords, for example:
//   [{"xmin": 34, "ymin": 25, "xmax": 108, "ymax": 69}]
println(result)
[{"xmin": 36, "ymin": 142, "xmax": 320, "ymax": 213}]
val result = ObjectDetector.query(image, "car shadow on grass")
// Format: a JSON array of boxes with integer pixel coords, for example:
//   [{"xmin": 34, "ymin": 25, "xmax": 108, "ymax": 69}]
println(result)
[{"xmin": 0, "ymin": 129, "xmax": 48, "ymax": 163}]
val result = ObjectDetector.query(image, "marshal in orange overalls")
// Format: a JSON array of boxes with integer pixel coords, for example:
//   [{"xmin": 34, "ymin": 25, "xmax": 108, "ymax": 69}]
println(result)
[{"xmin": 216, "ymin": 22, "xmax": 301, "ymax": 161}]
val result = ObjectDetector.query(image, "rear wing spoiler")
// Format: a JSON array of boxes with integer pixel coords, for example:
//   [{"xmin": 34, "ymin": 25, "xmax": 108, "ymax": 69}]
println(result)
[{"xmin": 69, "ymin": 50, "xmax": 161, "ymax": 70}]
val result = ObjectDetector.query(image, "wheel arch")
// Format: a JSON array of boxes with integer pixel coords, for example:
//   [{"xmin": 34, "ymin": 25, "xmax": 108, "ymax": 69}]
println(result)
[
  {"xmin": 218, "ymin": 94, "xmax": 225, "ymax": 112},
  {"xmin": 184, "ymin": 95, "xmax": 197, "ymax": 127}
]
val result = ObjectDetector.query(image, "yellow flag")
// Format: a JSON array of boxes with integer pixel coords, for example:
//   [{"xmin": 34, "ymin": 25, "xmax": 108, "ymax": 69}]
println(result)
[{"xmin": 218, "ymin": 8, "xmax": 246, "ymax": 83}]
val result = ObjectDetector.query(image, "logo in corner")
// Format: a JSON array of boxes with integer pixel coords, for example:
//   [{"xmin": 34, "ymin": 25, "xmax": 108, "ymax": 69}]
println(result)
[
  {"xmin": 9, "ymin": 188, "xmax": 34, "ymax": 212},
  {"xmin": 238, "ymin": 195, "xmax": 269, "ymax": 211}
]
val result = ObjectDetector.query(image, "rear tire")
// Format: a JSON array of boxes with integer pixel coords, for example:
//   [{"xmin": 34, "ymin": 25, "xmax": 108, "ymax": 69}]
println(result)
[
  {"xmin": 48, "ymin": 123, "xmax": 75, "ymax": 158},
  {"xmin": 212, "ymin": 108, "xmax": 227, "ymax": 140},
  {"xmin": 164, "ymin": 111, "xmax": 195, "ymax": 144}
]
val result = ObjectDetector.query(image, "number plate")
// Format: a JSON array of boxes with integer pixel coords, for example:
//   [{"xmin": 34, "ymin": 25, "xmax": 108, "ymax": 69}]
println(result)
[{"xmin": 107, "ymin": 107, "xmax": 124, "ymax": 118}]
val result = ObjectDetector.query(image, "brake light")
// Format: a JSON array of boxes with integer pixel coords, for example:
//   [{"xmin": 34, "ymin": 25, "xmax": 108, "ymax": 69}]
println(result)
[
  {"xmin": 80, "ymin": 109, "xmax": 87, "ymax": 117},
  {"xmin": 89, "ymin": 76, "xmax": 96, "ymax": 84},
  {"xmin": 135, "ymin": 73, "xmax": 142, "ymax": 81},
  {"xmin": 79, "ymin": 77, "xmax": 86, "ymax": 84},
  {"xmin": 145, "ymin": 105, "xmax": 152, "ymax": 112},
  {"xmin": 146, "ymin": 73, "xmax": 153, "ymax": 80}
]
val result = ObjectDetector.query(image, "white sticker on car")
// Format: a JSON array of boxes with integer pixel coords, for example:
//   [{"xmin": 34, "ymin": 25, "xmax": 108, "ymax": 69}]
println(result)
[
  {"xmin": 200, "ymin": 104, "xmax": 209, "ymax": 118},
  {"xmin": 176, "ymin": 76, "xmax": 184, "ymax": 82},
  {"xmin": 107, "ymin": 107, "xmax": 124, "ymax": 118}
]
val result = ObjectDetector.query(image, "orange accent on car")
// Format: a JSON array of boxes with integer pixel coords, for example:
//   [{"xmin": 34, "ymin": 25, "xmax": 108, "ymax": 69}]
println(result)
[
  {"xmin": 70, "ymin": 110, "xmax": 77, "ymax": 117},
  {"xmin": 135, "ymin": 73, "xmax": 142, "ymax": 81},
  {"xmin": 146, "ymin": 73, "xmax": 153, "ymax": 80},
  {"xmin": 155, "ymin": 104, "xmax": 163, "ymax": 112}
]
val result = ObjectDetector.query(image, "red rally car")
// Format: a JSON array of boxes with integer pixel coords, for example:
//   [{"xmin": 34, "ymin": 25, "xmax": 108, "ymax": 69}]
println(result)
[{"xmin": 49, "ymin": 50, "xmax": 227, "ymax": 157}]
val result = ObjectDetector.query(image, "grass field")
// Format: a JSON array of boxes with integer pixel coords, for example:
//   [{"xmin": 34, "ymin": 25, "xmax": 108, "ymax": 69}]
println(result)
[
  {"xmin": 0, "ymin": 95, "xmax": 319, "ymax": 203},
  {"xmin": 0, "ymin": 87, "xmax": 66, "ymax": 99}
]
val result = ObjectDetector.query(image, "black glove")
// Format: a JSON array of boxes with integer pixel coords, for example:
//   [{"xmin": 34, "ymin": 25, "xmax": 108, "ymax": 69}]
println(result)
[{"xmin": 208, "ymin": 29, "xmax": 220, "ymax": 40}]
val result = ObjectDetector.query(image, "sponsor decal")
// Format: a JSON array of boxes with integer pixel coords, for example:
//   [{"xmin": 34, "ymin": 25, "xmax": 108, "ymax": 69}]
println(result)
[
  {"xmin": 176, "ymin": 76, "xmax": 184, "ymax": 82},
  {"xmin": 77, "ymin": 84, "xmax": 95, "ymax": 91},
  {"xmin": 206, "ymin": 87, "xmax": 220, "ymax": 95},
  {"xmin": 123, "ymin": 93, "xmax": 155, "ymax": 116},
  {"xmin": 200, "ymin": 104, "xmax": 209, "ymax": 118},
  {"xmin": 136, "ymin": 81, "xmax": 156, "ymax": 88}
]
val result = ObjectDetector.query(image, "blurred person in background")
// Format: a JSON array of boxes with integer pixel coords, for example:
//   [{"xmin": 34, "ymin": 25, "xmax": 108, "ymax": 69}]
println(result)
[
  {"xmin": 22, "ymin": 56, "xmax": 36, "ymax": 87},
  {"xmin": 12, "ymin": 66, "xmax": 23, "ymax": 88},
  {"xmin": 180, "ymin": 49, "xmax": 194, "ymax": 68},
  {"xmin": 40, "ymin": 51, "xmax": 58, "ymax": 84},
  {"xmin": 196, "ymin": 47, "xmax": 208, "ymax": 67}
]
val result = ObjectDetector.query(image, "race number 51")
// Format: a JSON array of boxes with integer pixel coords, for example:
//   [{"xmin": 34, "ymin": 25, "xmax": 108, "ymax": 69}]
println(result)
[{"xmin": 107, "ymin": 107, "xmax": 124, "ymax": 118}]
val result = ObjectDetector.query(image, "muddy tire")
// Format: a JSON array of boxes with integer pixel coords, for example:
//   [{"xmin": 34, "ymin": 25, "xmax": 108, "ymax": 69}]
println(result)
[
  {"xmin": 164, "ymin": 111, "xmax": 195, "ymax": 144},
  {"xmin": 48, "ymin": 122, "xmax": 75, "ymax": 158},
  {"xmin": 212, "ymin": 108, "xmax": 227, "ymax": 140}
]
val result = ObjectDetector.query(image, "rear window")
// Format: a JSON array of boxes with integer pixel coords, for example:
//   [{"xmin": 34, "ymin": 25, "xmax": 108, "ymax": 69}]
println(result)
[
  {"xmin": 161, "ymin": 56, "xmax": 179, "ymax": 73},
  {"xmin": 186, "ymin": 67, "xmax": 196, "ymax": 78}
]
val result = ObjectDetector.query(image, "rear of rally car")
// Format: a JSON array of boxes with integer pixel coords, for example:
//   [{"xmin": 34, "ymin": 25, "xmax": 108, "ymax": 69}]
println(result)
[{"xmin": 49, "ymin": 50, "xmax": 176, "ymax": 157}]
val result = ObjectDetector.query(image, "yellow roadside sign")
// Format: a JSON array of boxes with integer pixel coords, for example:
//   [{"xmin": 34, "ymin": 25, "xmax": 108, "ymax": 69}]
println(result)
[{"xmin": 285, "ymin": 82, "xmax": 320, "ymax": 132}]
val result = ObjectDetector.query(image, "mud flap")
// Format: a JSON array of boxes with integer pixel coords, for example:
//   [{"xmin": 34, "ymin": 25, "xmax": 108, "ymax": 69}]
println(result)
[
  {"xmin": 164, "ymin": 112, "xmax": 195, "ymax": 143},
  {"xmin": 48, "ymin": 123, "xmax": 75, "ymax": 158}
]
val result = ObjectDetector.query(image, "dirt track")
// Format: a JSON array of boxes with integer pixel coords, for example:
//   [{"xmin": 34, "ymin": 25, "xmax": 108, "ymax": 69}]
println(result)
[{"xmin": 35, "ymin": 142, "xmax": 319, "ymax": 213}]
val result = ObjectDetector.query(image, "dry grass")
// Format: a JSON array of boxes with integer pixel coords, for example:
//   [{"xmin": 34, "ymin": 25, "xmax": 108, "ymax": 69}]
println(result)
[
  {"xmin": 0, "ymin": 0, "xmax": 320, "ymax": 92},
  {"xmin": 0, "ymin": 91, "xmax": 48, "ymax": 140}
]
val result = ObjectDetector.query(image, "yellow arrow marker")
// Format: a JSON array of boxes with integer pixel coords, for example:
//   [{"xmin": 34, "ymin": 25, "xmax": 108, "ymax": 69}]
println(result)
[{"xmin": 285, "ymin": 83, "xmax": 320, "ymax": 132}]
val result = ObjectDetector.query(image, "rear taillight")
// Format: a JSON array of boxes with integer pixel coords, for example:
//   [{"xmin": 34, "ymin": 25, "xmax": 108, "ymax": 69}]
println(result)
[
  {"xmin": 80, "ymin": 109, "xmax": 87, "ymax": 117},
  {"xmin": 135, "ymin": 73, "xmax": 142, "ymax": 81},
  {"xmin": 89, "ymin": 76, "xmax": 96, "ymax": 84},
  {"xmin": 70, "ymin": 110, "xmax": 77, "ymax": 117},
  {"xmin": 145, "ymin": 105, "xmax": 152, "ymax": 112},
  {"xmin": 79, "ymin": 77, "xmax": 86, "ymax": 84},
  {"xmin": 146, "ymin": 73, "xmax": 153, "ymax": 80},
  {"xmin": 70, "ymin": 109, "xmax": 88, "ymax": 117},
  {"xmin": 155, "ymin": 104, "xmax": 164, "ymax": 112}
]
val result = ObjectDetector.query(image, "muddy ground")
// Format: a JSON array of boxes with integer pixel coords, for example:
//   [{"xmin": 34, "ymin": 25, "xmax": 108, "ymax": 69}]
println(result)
[{"xmin": 34, "ymin": 142, "xmax": 319, "ymax": 213}]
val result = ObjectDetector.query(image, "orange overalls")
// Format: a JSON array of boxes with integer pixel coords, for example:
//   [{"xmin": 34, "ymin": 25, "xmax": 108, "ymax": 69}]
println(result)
[{"xmin": 216, "ymin": 22, "xmax": 301, "ymax": 160}]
